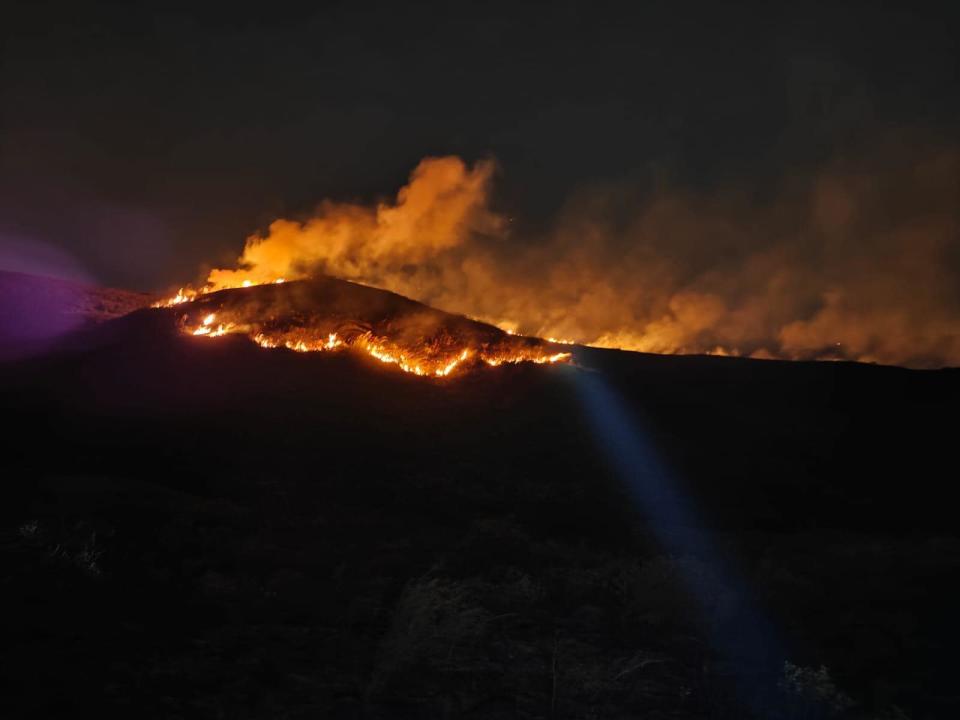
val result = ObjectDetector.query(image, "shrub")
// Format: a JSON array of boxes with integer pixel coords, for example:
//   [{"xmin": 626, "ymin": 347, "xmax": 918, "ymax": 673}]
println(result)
[
  {"xmin": 369, "ymin": 577, "xmax": 489, "ymax": 696},
  {"xmin": 777, "ymin": 662, "xmax": 854, "ymax": 719}
]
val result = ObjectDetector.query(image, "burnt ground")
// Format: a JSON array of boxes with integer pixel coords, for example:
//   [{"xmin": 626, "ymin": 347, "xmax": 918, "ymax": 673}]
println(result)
[{"xmin": 1, "ymin": 285, "xmax": 959, "ymax": 719}]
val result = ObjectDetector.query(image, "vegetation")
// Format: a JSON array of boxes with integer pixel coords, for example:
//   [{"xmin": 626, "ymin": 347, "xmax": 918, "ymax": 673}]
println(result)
[{"xmin": 2, "ymin": 298, "xmax": 957, "ymax": 717}]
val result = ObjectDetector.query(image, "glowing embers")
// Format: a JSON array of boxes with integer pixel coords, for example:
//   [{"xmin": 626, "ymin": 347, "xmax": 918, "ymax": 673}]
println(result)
[{"xmin": 182, "ymin": 313, "xmax": 570, "ymax": 378}]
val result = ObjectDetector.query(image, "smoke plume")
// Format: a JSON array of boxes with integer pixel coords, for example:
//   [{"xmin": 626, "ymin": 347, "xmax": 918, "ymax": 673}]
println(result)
[{"xmin": 198, "ymin": 139, "xmax": 960, "ymax": 368}]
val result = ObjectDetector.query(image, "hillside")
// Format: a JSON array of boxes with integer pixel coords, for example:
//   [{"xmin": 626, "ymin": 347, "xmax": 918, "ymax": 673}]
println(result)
[
  {"xmin": 0, "ymin": 270, "xmax": 152, "ymax": 360},
  {"xmin": 158, "ymin": 276, "xmax": 571, "ymax": 375},
  {"xmin": 1, "ymin": 274, "xmax": 958, "ymax": 719}
]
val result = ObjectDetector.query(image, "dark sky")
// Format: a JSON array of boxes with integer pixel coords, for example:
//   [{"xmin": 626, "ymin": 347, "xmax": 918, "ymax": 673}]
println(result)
[{"xmin": 1, "ymin": 0, "xmax": 957, "ymax": 290}]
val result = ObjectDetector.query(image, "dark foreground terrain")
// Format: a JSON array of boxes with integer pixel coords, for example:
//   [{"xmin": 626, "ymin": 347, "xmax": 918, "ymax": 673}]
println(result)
[{"xmin": 2, "ymin": 275, "xmax": 958, "ymax": 719}]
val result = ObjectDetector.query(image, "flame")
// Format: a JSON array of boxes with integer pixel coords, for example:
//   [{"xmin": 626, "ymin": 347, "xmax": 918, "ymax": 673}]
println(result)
[
  {"xmin": 180, "ymin": 310, "xmax": 570, "ymax": 378},
  {"xmin": 156, "ymin": 287, "xmax": 197, "ymax": 307},
  {"xmin": 483, "ymin": 352, "xmax": 570, "ymax": 368},
  {"xmin": 190, "ymin": 313, "xmax": 235, "ymax": 337},
  {"xmin": 154, "ymin": 276, "xmax": 293, "ymax": 308}
]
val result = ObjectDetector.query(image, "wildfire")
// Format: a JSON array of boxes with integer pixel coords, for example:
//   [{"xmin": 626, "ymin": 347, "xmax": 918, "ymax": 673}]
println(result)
[
  {"xmin": 169, "ymin": 282, "xmax": 572, "ymax": 379},
  {"xmin": 483, "ymin": 352, "xmax": 571, "ymax": 367},
  {"xmin": 191, "ymin": 313, "xmax": 234, "ymax": 337},
  {"xmin": 157, "ymin": 287, "xmax": 197, "ymax": 307},
  {"xmin": 156, "ymin": 272, "xmax": 572, "ymax": 379}
]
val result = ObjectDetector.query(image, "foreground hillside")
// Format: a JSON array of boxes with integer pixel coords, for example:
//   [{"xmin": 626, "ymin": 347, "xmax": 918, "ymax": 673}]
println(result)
[
  {"xmin": 1, "ymin": 277, "xmax": 958, "ymax": 719},
  {"xmin": 0, "ymin": 270, "xmax": 151, "ymax": 360}
]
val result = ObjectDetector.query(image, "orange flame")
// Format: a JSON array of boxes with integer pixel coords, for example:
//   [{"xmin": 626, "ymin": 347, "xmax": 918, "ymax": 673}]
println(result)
[{"xmin": 178, "ymin": 308, "xmax": 570, "ymax": 378}]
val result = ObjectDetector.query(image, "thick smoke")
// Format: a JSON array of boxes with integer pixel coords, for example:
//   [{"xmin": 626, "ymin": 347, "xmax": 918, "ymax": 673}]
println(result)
[
  {"xmin": 206, "ymin": 157, "xmax": 501, "ymax": 289},
  {"xmin": 201, "ymin": 140, "xmax": 960, "ymax": 368}
]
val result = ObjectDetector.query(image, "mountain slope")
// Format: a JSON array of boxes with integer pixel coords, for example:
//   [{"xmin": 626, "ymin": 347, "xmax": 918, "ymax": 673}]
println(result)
[
  {"xmin": 1, "ymin": 274, "xmax": 958, "ymax": 719},
  {"xmin": 159, "ymin": 276, "xmax": 571, "ymax": 376},
  {"xmin": 0, "ymin": 270, "xmax": 152, "ymax": 359}
]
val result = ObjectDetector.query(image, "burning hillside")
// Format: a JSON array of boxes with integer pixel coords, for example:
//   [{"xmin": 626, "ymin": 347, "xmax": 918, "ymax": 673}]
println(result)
[
  {"xmin": 160, "ymin": 276, "xmax": 570, "ymax": 378},
  {"xmin": 150, "ymin": 147, "xmax": 960, "ymax": 369}
]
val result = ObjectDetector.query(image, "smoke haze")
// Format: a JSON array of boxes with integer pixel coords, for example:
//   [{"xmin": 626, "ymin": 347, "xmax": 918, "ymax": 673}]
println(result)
[{"xmin": 196, "ymin": 137, "xmax": 960, "ymax": 368}]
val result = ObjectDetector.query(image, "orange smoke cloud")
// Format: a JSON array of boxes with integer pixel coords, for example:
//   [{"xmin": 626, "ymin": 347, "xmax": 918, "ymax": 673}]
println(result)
[
  {"xmin": 192, "ymin": 137, "xmax": 960, "ymax": 369},
  {"xmin": 205, "ymin": 156, "xmax": 499, "ymax": 290}
]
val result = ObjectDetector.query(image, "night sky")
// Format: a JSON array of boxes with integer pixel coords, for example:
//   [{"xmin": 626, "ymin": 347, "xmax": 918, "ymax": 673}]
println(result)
[{"xmin": 2, "ymin": 0, "xmax": 957, "ymax": 290}]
